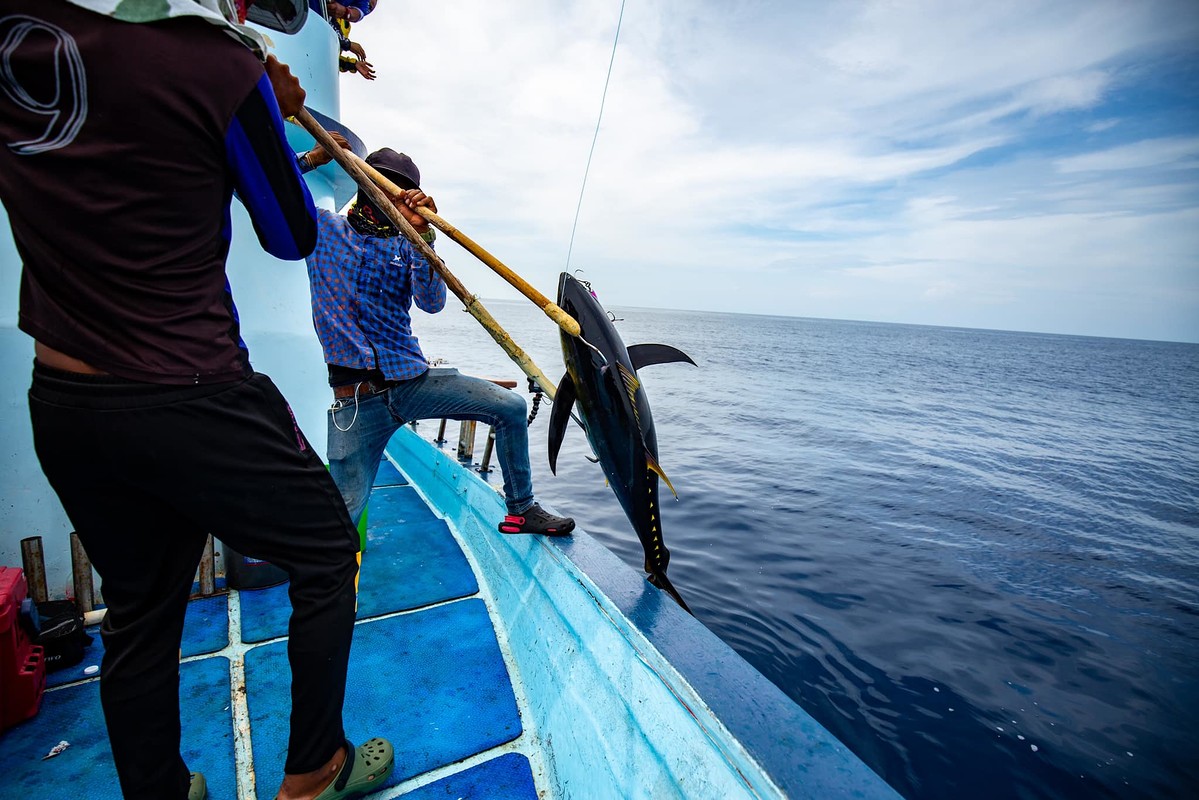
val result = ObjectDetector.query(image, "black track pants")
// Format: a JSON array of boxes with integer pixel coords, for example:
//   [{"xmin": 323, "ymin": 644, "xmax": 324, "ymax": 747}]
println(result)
[{"xmin": 29, "ymin": 365, "xmax": 359, "ymax": 799}]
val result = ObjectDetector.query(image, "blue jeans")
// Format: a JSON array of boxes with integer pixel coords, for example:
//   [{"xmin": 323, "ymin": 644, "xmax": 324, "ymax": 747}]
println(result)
[{"xmin": 327, "ymin": 368, "xmax": 534, "ymax": 523}]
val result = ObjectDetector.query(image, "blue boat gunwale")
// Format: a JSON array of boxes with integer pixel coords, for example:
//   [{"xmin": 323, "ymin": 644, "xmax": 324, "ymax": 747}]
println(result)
[{"xmin": 385, "ymin": 425, "xmax": 902, "ymax": 800}]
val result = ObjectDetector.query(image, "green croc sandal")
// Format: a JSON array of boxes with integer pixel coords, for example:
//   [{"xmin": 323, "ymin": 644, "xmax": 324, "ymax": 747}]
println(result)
[
  {"xmin": 188, "ymin": 771, "xmax": 207, "ymax": 800},
  {"xmin": 313, "ymin": 738, "xmax": 394, "ymax": 800}
]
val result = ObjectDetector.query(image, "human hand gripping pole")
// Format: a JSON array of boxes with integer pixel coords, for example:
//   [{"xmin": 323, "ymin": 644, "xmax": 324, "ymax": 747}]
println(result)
[
  {"xmin": 292, "ymin": 113, "xmax": 583, "ymax": 341},
  {"xmin": 294, "ymin": 108, "xmax": 561, "ymax": 401},
  {"xmin": 343, "ymin": 152, "xmax": 585, "ymax": 341}
]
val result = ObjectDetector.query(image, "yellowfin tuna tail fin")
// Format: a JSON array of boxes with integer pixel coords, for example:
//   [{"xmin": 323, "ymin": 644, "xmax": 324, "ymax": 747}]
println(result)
[{"xmin": 645, "ymin": 451, "xmax": 678, "ymax": 499}]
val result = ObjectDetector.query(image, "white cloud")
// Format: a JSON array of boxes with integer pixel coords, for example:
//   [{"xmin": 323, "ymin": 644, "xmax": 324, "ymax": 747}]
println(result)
[
  {"xmin": 1018, "ymin": 71, "xmax": 1110, "ymax": 115},
  {"xmin": 1056, "ymin": 137, "xmax": 1199, "ymax": 173},
  {"xmin": 1086, "ymin": 119, "xmax": 1121, "ymax": 134},
  {"xmin": 332, "ymin": 0, "xmax": 1199, "ymax": 341}
]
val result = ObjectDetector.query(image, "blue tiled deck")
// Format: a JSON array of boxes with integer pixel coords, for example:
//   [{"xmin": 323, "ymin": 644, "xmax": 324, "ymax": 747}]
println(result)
[{"xmin": 0, "ymin": 456, "xmax": 538, "ymax": 800}]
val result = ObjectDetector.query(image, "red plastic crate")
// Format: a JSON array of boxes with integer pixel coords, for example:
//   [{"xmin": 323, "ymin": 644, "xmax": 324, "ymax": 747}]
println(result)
[{"xmin": 0, "ymin": 566, "xmax": 47, "ymax": 730}]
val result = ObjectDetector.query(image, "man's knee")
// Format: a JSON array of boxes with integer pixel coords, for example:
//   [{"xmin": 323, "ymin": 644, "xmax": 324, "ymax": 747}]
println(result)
[{"xmin": 495, "ymin": 391, "xmax": 527, "ymax": 426}]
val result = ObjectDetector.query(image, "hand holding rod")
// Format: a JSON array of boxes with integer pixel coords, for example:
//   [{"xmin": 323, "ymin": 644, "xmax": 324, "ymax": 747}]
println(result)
[{"xmin": 344, "ymin": 151, "xmax": 582, "ymax": 340}]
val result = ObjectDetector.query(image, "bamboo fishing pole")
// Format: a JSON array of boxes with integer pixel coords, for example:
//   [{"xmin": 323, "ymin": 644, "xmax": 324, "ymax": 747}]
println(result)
[
  {"xmin": 294, "ymin": 108, "xmax": 558, "ymax": 400},
  {"xmin": 342, "ymin": 151, "xmax": 582, "ymax": 340}
]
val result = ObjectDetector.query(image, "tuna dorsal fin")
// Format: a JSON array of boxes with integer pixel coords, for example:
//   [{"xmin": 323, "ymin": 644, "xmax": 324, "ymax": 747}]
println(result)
[
  {"xmin": 628, "ymin": 344, "xmax": 697, "ymax": 371},
  {"xmin": 547, "ymin": 372, "xmax": 577, "ymax": 475},
  {"xmin": 645, "ymin": 450, "xmax": 678, "ymax": 499}
]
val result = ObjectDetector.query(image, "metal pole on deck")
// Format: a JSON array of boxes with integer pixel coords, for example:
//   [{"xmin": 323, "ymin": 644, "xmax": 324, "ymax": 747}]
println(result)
[
  {"xmin": 457, "ymin": 421, "xmax": 477, "ymax": 463},
  {"xmin": 198, "ymin": 535, "xmax": 216, "ymax": 596},
  {"xmin": 69, "ymin": 532, "xmax": 94, "ymax": 613},
  {"xmin": 478, "ymin": 428, "xmax": 497, "ymax": 474},
  {"xmin": 20, "ymin": 536, "xmax": 48, "ymax": 604}
]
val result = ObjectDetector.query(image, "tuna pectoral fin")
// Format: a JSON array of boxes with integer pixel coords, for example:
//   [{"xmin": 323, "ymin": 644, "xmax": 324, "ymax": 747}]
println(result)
[
  {"xmin": 645, "ymin": 451, "xmax": 678, "ymax": 499},
  {"xmin": 547, "ymin": 372, "xmax": 577, "ymax": 475},
  {"xmin": 648, "ymin": 572, "xmax": 692, "ymax": 614},
  {"xmin": 628, "ymin": 343, "xmax": 697, "ymax": 370}
]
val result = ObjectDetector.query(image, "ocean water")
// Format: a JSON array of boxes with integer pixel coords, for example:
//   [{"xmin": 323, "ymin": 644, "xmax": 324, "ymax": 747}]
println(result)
[{"xmin": 406, "ymin": 297, "xmax": 1199, "ymax": 800}]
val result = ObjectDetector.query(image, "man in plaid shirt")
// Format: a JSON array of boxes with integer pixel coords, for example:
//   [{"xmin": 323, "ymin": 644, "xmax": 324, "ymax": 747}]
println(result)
[{"xmin": 305, "ymin": 147, "xmax": 574, "ymax": 537}]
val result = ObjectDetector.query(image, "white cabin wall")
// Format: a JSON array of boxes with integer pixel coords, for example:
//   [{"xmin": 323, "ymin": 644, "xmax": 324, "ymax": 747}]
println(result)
[{"xmin": 0, "ymin": 217, "xmax": 75, "ymax": 598}]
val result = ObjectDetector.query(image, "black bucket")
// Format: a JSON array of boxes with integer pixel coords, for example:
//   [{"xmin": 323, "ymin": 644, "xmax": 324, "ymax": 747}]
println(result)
[
  {"xmin": 222, "ymin": 545, "xmax": 289, "ymax": 590},
  {"xmin": 34, "ymin": 600, "xmax": 93, "ymax": 672}
]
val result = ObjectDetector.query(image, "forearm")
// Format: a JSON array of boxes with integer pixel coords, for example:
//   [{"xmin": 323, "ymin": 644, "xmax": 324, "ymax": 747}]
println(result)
[
  {"xmin": 226, "ymin": 74, "xmax": 317, "ymax": 259},
  {"xmin": 343, "ymin": 0, "xmax": 370, "ymax": 21},
  {"xmin": 411, "ymin": 239, "xmax": 447, "ymax": 313}
]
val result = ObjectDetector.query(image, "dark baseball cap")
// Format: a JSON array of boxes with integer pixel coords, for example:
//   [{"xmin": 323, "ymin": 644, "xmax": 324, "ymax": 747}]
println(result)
[{"xmin": 366, "ymin": 148, "xmax": 420, "ymax": 190}]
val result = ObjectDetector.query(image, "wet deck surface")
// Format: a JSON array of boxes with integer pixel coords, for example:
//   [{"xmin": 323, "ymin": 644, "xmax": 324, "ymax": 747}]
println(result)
[{"xmin": 1, "ymin": 461, "xmax": 541, "ymax": 799}]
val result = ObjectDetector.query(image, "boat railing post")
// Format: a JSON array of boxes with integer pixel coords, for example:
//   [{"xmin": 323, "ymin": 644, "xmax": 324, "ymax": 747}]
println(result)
[
  {"xmin": 20, "ymin": 536, "xmax": 49, "ymax": 604},
  {"xmin": 69, "ymin": 532, "xmax": 95, "ymax": 614},
  {"xmin": 457, "ymin": 420, "xmax": 477, "ymax": 463},
  {"xmin": 477, "ymin": 427, "xmax": 497, "ymax": 474},
  {"xmin": 198, "ymin": 534, "xmax": 217, "ymax": 596},
  {"xmin": 474, "ymin": 377, "xmax": 516, "ymax": 475},
  {"xmin": 435, "ymin": 418, "xmax": 448, "ymax": 445}
]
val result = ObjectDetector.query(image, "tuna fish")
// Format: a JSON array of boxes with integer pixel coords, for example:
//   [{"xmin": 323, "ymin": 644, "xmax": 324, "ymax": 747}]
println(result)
[{"xmin": 548, "ymin": 273, "xmax": 695, "ymax": 611}]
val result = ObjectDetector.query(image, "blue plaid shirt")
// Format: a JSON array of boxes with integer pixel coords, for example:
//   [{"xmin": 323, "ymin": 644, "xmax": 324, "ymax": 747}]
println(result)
[{"xmin": 306, "ymin": 209, "xmax": 446, "ymax": 382}]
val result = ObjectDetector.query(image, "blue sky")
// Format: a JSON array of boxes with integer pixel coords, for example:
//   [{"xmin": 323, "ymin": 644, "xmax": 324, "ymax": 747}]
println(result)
[{"xmin": 343, "ymin": 0, "xmax": 1199, "ymax": 342}]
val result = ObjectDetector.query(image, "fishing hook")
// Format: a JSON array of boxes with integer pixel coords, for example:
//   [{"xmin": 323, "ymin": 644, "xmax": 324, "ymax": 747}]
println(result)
[
  {"xmin": 573, "ymin": 271, "xmax": 600, "ymax": 300},
  {"xmin": 564, "ymin": 274, "xmax": 608, "ymax": 360}
]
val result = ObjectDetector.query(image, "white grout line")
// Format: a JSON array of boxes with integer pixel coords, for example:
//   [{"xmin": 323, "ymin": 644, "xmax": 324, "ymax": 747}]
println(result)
[
  {"xmin": 223, "ymin": 589, "xmax": 259, "ymax": 800},
  {"xmin": 175, "ymin": 591, "xmax": 262, "ymax": 799},
  {"xmin": 371, "ymin": 738, "xmax": 535, "ymax": 799},
  {"xmin": 44, "ymin": 674, "xmax": 99, "ymax": 692}
]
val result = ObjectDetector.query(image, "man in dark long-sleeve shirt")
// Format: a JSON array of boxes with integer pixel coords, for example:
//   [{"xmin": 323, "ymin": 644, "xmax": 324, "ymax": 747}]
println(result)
[{"xmin": 0, "ymin": 3, "xmax": 392, "ymax": 798}]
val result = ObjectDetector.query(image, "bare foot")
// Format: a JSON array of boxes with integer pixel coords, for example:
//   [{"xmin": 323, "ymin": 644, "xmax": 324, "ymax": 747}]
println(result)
[{"xmin": 275, "ymin": 745, "xmax": 346, "ymax": 800}]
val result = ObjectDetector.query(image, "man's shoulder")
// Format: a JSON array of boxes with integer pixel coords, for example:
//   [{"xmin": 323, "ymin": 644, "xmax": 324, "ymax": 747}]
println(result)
[
  {"xmin": 316, "ymin": 208, "xmax": 353, "ymax": 233},
  {"xmin": 311, "ymin": 209, "xmax": 362, "ymax": 256}
]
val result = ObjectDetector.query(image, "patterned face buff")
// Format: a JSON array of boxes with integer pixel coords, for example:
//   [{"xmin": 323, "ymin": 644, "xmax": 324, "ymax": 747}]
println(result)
[{"xmin": 347, "ymin": 202, "xmax": 399, "ymax": 238}]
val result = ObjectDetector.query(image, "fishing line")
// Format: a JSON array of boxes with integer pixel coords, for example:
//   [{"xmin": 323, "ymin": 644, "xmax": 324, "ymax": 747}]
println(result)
[{"xmin": 565, "ymin": 0, "xmax": 626, "ymax": 271}]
